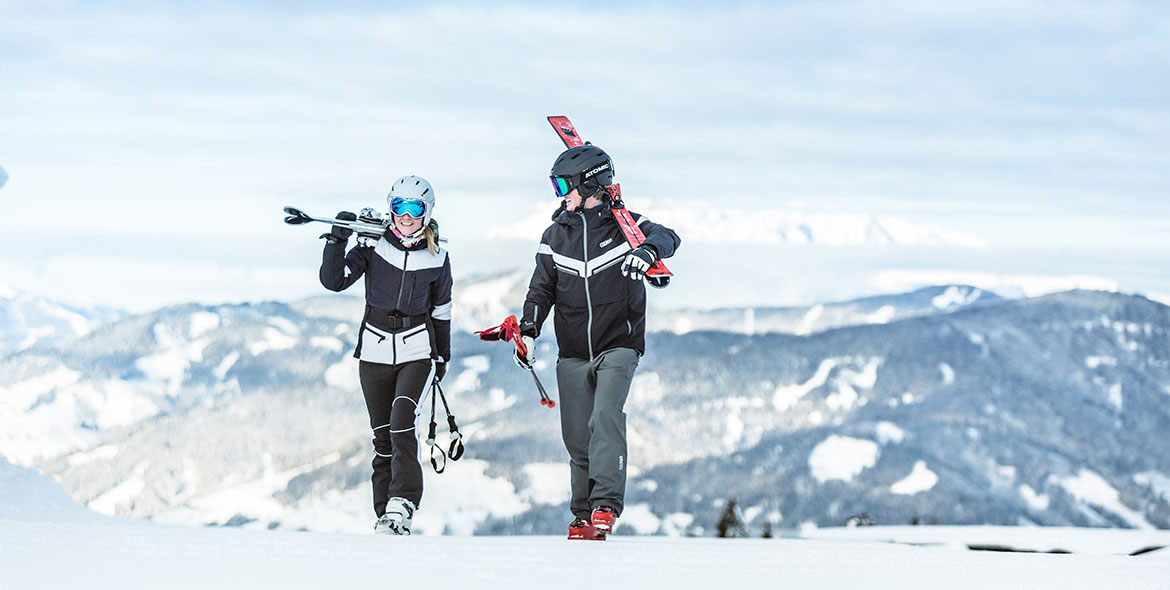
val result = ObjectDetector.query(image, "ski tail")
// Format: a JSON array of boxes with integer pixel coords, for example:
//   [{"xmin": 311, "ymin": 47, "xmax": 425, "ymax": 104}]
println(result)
[{"xmin": 607, "ymin": 184, "xmax": 672, "ymax": 285}]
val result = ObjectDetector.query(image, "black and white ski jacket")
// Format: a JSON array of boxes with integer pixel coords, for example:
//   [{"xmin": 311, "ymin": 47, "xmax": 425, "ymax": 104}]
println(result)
[
  {"xmin": 522, "ymin": 205, "xmax": 680, "ymax": 361},
  {"xmin": 320, "ymin": 231, "xmax": 452, "ymax": 365}
]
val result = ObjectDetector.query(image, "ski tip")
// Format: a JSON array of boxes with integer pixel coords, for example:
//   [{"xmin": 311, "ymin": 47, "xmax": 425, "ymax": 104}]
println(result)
[
  {"xmin": 282, "ymin": 206, "xmax": 312, "ymax": 225},
  {"xmin": 547, "ymin": 116, "xmax": 578, "ymax": 136}
]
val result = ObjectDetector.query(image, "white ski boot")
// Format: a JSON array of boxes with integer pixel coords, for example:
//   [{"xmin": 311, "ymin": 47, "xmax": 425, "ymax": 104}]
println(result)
[{"xmin": 374, "ymin": 497, "xmax": 416, "ymax": 535}]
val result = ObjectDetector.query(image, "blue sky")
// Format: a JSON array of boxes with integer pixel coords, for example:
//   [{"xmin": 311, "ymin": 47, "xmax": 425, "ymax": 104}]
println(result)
[{"xmin": 0, "ymin": 1, "xmax": 1167, "ymax": 310}]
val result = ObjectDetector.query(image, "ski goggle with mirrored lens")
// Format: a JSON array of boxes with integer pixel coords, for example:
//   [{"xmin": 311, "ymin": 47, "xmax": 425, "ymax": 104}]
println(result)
[
  {"xmin": 550, "ymin": 175, "xmax": 580, "ymax": 198},
  {"xmin": 390, "ymin": 198, "xmax": 427, "ymax": 218}
]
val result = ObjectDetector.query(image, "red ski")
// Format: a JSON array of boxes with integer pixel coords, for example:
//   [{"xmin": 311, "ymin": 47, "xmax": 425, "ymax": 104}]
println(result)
[{"xmin": 547, "ymin": 116, "xmax": 672, "ymax": 288}]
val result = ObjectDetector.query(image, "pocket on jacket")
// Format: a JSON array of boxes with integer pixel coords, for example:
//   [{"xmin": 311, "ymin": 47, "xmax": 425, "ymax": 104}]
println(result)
[
  {"xmin": 405, "ymin": 276, "xmax": 418, "ymax": 307},
  {"xmin": 359, "ymin": 322, "xmax": 397, "ymax": 364},
  {"xmin": 358, "ymin": 322, "xmax": 431, "ymax": 364},
  {"xmin": 396, "ymin": 324, "xmax": 431, "ymax": 363}
]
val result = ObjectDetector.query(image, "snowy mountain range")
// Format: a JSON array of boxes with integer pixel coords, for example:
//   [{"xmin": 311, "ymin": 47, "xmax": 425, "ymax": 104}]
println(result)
[
  {"xmin": 651, "ymin": 284, "xmax": 1002, "ymax": 335},
  {"xmin": 0, "ymin": 285, "xmax": 124, "ymax": 358},
  {"xmin": 487, "ymin": 202, "xmax": 988, "ymax": 247},
  {"xmin": 0, "ymin": 279, "xmax": 1166, "ymax": 538}
]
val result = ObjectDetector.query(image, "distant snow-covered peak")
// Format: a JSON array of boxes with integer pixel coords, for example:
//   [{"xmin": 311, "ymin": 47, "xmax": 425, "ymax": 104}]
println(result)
[
  {"xmin": 0, "ymin": 284, "xmax": 124, "ymax": 355},
  {"xmin": 487, "ymin": 201, "xmax": 986, "ymax": 248},
  {"xmin": 872, "ymin": 270, "xmax": 1120, "ymax": 299}
]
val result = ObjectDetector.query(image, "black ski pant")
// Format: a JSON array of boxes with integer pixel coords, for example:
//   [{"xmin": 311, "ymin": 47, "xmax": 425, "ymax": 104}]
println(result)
[
  {"xmin": 359, "ymin": 359, "xmax": 434, "ymax": 517},
  {"xmin": 555, "ymin": 347, "xmax": 639, "ymax": 518}
]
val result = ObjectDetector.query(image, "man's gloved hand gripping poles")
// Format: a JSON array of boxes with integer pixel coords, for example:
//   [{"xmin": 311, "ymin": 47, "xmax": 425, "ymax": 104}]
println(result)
[{"xmin": 475, "ymin": 315, "xmax": 555, "ymax": 408}]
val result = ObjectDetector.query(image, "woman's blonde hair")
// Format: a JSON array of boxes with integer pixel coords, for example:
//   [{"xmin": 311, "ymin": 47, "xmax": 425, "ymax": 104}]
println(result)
[{"xmin": 424, "ymin": 221, "xmax": 438, "ymax": 255}]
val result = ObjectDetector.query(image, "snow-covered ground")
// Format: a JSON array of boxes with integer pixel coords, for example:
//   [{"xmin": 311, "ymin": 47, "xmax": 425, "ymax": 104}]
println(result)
[
  {"xmin": 2, "ymin": 520, "xmax": 1168, "ymax": 590},
  {"xmin": 3, "ymin": 436, "xmax": 1169, "ymax": 589}
]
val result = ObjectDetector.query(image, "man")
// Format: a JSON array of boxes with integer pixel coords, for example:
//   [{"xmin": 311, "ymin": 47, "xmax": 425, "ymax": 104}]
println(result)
[{"xmin": 517, "ymin": 144, "xmax": 680, "ymax": 540}]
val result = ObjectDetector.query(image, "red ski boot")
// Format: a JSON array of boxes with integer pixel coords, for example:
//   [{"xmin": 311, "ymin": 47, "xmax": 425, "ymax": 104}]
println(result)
[
  {"xmin": 568, "ymin": 517, "xmax": 605, "ymax": 540},
  {"xmin": 591, "ymin": 506, "xmax": 617, "ymax": 535}
]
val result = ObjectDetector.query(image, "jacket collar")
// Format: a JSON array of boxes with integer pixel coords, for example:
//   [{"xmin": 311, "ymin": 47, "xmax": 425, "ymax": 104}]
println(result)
[
  {"xmin": 555, "ymin": 203, "xmax": 612, "ymax": 227},
  {"xmin": 382, "ymin": 228, "xmax": 428, "ymax": 252}
]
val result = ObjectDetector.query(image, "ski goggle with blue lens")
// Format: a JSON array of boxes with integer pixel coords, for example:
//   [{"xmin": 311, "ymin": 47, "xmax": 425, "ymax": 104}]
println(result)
[
  {"xmin": 550, "ymin": 175, "xmax": 579, "ymax": 198},
  {"xmin": 390, "ymin": 198, "xmax": 427, "ymax": 218}
]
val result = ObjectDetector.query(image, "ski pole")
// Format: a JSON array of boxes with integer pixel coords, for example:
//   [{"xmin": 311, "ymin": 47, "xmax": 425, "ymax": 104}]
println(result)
[
  {"xmin": 512, "ymin": 330, "xmax": 555, "ymax": 408},
  {"xmin": 426, "ymin": 378, "xmax": 464, "ymax": 473},
  {"xmin": 475, "ymin": 315, "xmax": 556, "ymax": 408},
  {"xmin": 526, "ymin": 366, "xmax": 554, "ymax": 408}
]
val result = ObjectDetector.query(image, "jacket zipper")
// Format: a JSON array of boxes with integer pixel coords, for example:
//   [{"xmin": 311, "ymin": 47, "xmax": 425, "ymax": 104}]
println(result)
[
  {"xmin": 392, "ymin": 249, "xmax": 410, "ymax": 364},
  {"xmin": 580, "ymin": 211, "xmax": 595, "ymax": 361}
]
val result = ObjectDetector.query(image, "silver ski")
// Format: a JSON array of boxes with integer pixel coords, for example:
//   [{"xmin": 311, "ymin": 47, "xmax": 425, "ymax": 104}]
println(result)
[{"xmin": 282, "ymin": 206, "xmax": 387, "ymax": 235}]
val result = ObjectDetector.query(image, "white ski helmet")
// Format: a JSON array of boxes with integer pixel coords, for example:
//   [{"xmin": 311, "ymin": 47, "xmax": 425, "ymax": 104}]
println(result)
[{"xmin": 386, "ymin": 175, "xmax": 435, "ymax": 227}]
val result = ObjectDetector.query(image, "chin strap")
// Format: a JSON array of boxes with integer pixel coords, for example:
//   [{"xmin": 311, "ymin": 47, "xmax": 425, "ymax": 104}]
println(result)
[{"xmin": 564, "ymin": 191, "xmax": 607, "ymax": 214}]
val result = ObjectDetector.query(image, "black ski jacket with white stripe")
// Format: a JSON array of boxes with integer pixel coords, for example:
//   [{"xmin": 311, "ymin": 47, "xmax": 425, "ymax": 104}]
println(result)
[
  {"xmin": 522, "ymin": 204, "xmax": 680, "ymax": 361},
  {"xmin": 319, "ymin": 231, "xmax": 452, "ymax": 363}
]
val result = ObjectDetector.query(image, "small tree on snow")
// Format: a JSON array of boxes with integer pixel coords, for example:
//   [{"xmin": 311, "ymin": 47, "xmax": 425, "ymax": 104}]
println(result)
[{"xmin": 716, "ymin": 497, "xmax": 750, "ymax": 538}]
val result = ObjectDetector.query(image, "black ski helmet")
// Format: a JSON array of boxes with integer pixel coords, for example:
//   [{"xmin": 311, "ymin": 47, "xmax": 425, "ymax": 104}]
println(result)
[{"xmin": 550, "ymin": 144, "xmax": 613, "ymax": 198}]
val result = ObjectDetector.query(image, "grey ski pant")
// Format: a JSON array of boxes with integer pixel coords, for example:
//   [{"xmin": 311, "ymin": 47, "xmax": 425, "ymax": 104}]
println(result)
[{"xmin": 555, "ymin": 347, "xmax": 640, "ymax": 518}]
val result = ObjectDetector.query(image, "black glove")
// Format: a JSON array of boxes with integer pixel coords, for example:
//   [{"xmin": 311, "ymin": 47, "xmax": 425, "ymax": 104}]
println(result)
[
  {"xmin": 435, "ymin": 361, "xmax": 447, "ymax": 382},
  {"xmin": 321, "ymin": 211, "xmax": 356, "ymax": 244},
  {"xmin": 620, "ymin": 245, "xmax": 657, "ymax": 280}
]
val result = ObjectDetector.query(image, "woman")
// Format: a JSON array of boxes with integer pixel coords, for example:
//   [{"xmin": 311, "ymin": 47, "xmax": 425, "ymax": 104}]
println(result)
[{"xmin": 319, "ymin": 175, "xmax": 453, "ymax": 535}]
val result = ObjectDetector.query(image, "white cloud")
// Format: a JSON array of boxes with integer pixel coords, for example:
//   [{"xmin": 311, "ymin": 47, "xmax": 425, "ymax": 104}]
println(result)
[{"xmin": 0, "ymin": 1, "xmax": 1165, "ymax": 310}]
